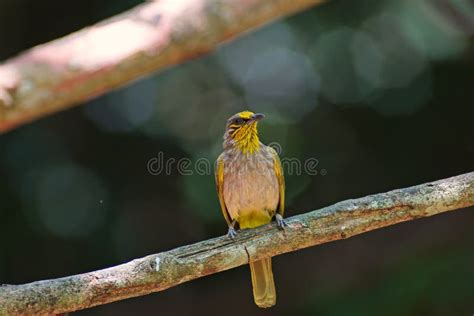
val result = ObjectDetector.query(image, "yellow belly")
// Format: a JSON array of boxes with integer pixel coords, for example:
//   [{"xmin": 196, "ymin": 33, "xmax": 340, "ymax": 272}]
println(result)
[{"xmin": 237, "ymin": 209, "xmax": 273, "ymax": 229}]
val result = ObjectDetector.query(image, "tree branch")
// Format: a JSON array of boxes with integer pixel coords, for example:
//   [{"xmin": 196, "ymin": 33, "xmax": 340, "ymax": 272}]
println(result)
[
  {"xmin": 1, "ymin": 172, "xmax": 473, "ymax": 314},
  {"xmin": 0, "ymin": 0, "xmax": 325, "ymax": 133}
]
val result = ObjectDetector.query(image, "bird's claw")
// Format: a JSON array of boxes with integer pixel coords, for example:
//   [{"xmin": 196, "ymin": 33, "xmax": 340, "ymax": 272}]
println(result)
[
  {"xmin": 275, "ymin": 214, "xmax": 288, "ymax": 230},
  {"xmin": 227, "ymin": 226, "xmax": 237, "ymax": 239}
]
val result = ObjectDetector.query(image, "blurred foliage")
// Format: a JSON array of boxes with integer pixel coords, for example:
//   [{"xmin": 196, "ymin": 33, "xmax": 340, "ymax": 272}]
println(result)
[
  {"xmin": 302, "ymin": 248, "xmax": 474, "ymax": 316},
  {"xmin": 0, "ymin": 0, "xmax": 473, "ymax": 315}
]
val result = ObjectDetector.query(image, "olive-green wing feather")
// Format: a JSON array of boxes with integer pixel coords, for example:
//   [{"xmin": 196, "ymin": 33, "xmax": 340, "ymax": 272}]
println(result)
[
  {"xmin": 215, "ymin": 154, "xmax": 232, "ymax": 226},
  {"xmin": 270, "ymin": 148, "xmax": 285, "ymax": 216}
]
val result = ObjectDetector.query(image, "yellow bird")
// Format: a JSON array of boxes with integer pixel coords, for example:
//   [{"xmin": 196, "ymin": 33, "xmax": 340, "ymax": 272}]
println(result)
[{"xmin": 215, "ymin": 111, "xmax": 287, "ymax": 308}]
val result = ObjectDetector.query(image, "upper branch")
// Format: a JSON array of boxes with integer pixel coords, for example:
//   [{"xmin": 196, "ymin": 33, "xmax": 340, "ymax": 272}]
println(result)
[
  {"xmin": 1, "ymin": 172, "xmax": 473, "ymax": 314},
  {"xmin": 0, "ymin": 0, "xmax": 324, "ymax": 133}
]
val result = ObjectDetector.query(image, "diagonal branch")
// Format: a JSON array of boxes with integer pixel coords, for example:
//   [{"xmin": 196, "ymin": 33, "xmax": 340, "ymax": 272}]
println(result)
[
  {"xmin": 0, "ymin": 0, "xmax": 325, "ymax": 133},
  {"xmin": 1, "ymin": 172, "xmax": 473, "ymax": 314}
]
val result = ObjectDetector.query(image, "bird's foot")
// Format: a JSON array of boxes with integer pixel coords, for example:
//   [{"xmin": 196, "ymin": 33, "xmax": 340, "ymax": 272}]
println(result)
[
  {"xmin": 275, "ymin": 214, "xmax": 288, "ymax": 230},
  {"xmin": 227, "ymin": 226, "xmax": 238, "ymax": 239}
]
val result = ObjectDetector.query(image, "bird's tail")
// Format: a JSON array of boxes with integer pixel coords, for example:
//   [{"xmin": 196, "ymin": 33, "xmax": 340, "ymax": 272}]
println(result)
[{"xmin": 249, "ymin": 257, "xmax": 276, "ymax": 308}]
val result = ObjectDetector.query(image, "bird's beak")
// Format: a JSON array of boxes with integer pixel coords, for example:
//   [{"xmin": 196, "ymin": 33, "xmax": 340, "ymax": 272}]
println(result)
[{"xmin": 249, "ymin": 113, "xmax": 265, "ymax": 123}]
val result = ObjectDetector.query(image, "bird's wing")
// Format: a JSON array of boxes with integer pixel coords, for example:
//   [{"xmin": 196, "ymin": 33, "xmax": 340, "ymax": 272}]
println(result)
[
  {"xmin": 270, "ymin": 147, "xmax": 285, "ymax": 216},
  {"xmin": 215, "ymin": 154, "xmax": 232, "ymax": 226}
]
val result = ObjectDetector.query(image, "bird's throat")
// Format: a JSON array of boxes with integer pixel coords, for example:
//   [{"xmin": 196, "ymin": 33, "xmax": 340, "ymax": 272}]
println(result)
[{"xmin": 232, "ymin": 124, "xmax": 260, "ymax": 154}]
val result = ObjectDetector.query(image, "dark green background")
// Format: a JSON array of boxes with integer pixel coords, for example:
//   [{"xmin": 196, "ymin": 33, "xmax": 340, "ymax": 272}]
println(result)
[{"xmin": 1, "ymin": 0, "xmax": 473, "ymax": 315}]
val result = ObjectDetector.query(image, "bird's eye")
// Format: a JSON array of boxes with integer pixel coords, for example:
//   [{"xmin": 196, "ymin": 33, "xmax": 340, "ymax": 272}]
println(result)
[{"xmin": 233, "ymin": 117, "xmax": 244, "ymax": 125}]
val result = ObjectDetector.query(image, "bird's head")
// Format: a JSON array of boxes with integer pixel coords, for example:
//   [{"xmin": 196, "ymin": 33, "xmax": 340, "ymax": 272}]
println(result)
[{"xmin": 224, "ymin": 111, "xmax": 265, "ymax": 154}]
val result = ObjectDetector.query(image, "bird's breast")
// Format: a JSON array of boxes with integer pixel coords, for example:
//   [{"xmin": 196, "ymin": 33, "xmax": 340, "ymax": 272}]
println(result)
[{"xmin": 222, "ymin": 150, "xmax": 279, "ymax": 228}]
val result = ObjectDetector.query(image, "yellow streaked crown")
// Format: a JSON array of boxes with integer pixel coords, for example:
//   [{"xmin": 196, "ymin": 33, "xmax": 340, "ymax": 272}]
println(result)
[{"xmin": 238, "ymin": 111, "xmax": 254, "ymax": 120}]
